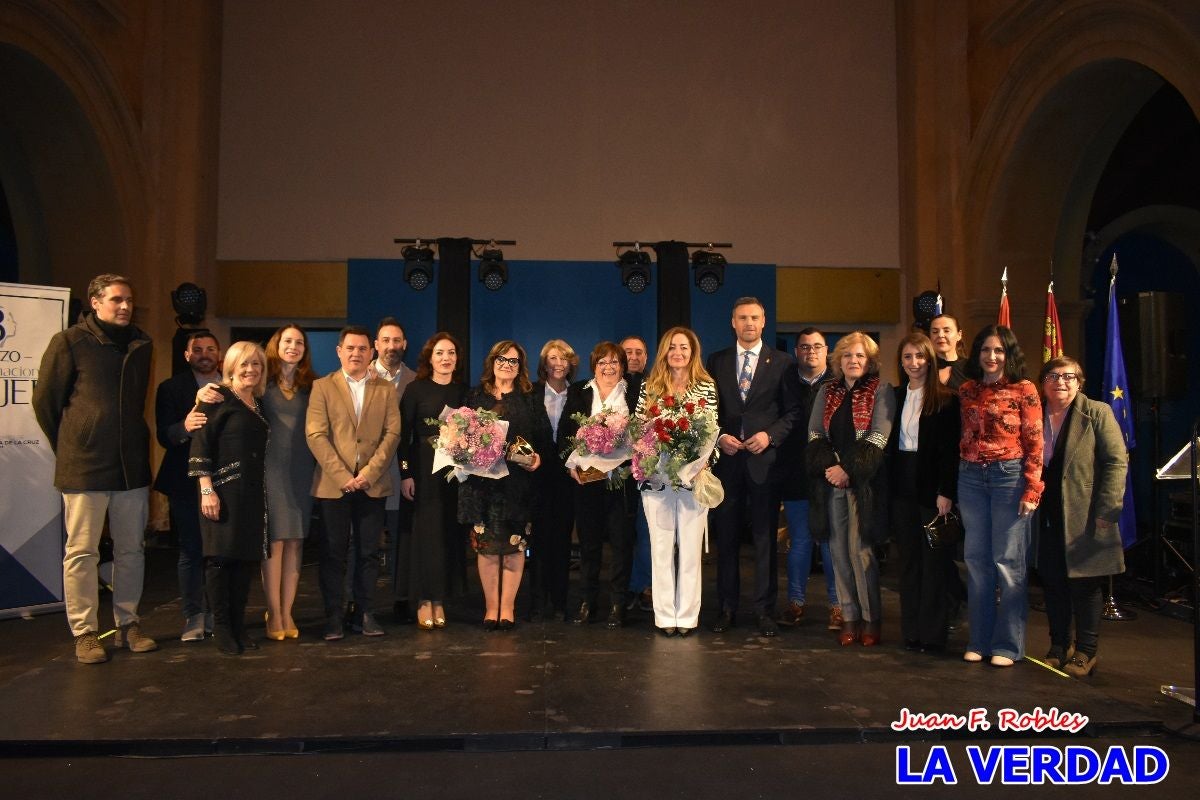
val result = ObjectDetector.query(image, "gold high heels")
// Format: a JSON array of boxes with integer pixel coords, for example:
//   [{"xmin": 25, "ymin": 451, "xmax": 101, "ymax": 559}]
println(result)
[{"xmin": 263, "ymin": 611, "xmax": 285, "ymax": 641}]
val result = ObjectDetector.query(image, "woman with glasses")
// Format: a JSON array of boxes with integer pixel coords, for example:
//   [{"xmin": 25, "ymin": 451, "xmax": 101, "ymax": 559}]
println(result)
[
  {"xmin": 958, "ymin": 325, "xmax": 1042, "ymax": 667},
  {"xmin": 558, "ymin": 342, "xmax": 642, "ymax": 628},
  {"xmin": 1033, "ymin": 357, "xmax": 1126, "ymax": 677},
  {"xmin": 529, "ymin": 339, "xmax": 579, "ymax": 622},
  {"xmin": 458, "ymin": 341, "xmax": 552, "ymax": 630}
]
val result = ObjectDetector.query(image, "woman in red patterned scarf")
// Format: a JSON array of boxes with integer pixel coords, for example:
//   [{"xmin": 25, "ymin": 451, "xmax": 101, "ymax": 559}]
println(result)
[{"xmin": 806, "ymin": 332, "xmax": 895, "ymax": 647}]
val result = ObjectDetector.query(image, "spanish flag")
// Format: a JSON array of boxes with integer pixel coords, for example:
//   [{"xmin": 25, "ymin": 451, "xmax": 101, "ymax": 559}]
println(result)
[{"xmin": 1042, "ymin": 281, "xmax": 1063, "ymax": 362}]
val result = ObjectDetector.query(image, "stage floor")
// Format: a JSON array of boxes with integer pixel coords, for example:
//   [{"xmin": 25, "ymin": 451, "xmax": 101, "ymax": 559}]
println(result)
[{"xmin": 0, "ymin": 542, "xmax": 1193, "ymax": 756}]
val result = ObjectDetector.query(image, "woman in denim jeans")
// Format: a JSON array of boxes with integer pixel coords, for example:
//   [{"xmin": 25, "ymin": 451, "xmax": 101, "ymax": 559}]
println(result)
[{"xmin": 957, "ymin": 326, "xmax": 1043, "ymax": 667}]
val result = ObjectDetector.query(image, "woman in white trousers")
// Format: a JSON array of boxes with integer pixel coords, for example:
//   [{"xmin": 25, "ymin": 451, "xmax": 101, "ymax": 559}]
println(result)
[{"xmin": 634, "ymin": 327, "xmax": 718, "ymax": 637}]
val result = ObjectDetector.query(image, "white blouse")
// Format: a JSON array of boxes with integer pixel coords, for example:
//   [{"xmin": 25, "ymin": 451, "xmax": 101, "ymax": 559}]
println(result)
[{"xmin": 899, "ymin": 385, "xmax": 923, "ymax": 452}]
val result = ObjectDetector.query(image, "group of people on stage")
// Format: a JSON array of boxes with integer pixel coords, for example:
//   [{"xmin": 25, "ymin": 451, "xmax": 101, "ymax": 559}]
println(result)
[{"xmin": 34, "ymin": 276, "xmax": 1128, "ymax": 678}]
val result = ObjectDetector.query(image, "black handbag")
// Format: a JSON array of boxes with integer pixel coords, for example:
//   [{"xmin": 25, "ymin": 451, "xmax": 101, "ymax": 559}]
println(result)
[{"xmin": 924, "ymin": 510, "xmax": 963, "ymax": 549}]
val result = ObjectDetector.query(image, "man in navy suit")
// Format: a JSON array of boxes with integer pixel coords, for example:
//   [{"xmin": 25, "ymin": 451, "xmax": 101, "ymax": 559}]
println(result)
[{"xmin": 706, "ymin": 297, "xmax": 800, "ymax": 636}]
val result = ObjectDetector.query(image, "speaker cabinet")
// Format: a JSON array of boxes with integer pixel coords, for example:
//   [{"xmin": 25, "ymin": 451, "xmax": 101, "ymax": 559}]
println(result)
[{"xmin": 1119, "ymin": 292, "xmax": 1187, "ymax": 399}]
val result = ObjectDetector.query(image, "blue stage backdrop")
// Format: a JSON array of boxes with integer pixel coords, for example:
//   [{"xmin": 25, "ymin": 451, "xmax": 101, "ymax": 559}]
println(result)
[
  {"xmin": 347, "ymin": 258, "xmax": 441, "ymax": 373},
  {"xmin": 469, "ymin": 261, "xmax": 656, "ymax": 382},
  {"xmin": 347, "ymin": 259, "xmax": 776, "ymax": 383},
  {"xmin": 689, "ymin": 263, "xmax": 777, "ymax": 368}
]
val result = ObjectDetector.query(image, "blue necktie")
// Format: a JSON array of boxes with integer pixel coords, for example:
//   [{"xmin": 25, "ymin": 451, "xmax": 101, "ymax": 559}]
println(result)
[{"xmin": 738, "ymin": 351, "xmax": 753, "ymax": 402}]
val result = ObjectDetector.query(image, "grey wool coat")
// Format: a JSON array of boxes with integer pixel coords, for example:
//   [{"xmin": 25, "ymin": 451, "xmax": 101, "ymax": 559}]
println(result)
[{"xmin": 1034, "ymin": 392, "xmax": 1128, "ymax": 578}]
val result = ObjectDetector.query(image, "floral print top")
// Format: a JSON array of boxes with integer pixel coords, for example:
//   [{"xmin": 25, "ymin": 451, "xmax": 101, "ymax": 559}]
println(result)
[{"xmin": 959, "ymin": 378, "xmax": 1044, "ymax": 504}]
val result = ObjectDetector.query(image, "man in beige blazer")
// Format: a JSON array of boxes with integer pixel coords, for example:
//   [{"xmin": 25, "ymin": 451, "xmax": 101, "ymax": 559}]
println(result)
[{"xmin": 307, "ymin": 326, "xmax": 402, "ymax": 640}]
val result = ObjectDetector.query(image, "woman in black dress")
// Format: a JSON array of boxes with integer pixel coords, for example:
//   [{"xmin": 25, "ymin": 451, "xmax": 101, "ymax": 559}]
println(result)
[
  {"xmin": 399, "ymin": 332, "xmax": 467, "ymax": 630},
  {"xmin": 458, "ymin": 341, "xmax": 553, "ymax": 630},
  {"xmin": 190, "ymin": 341, "xmax": 270, "ymax": 655}
]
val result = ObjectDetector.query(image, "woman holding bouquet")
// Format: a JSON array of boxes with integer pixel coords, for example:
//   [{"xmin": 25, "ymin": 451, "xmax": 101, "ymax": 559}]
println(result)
[
  {"xmin": 558, "ymin": 342, "xmax": 642, "ymax": 628},
  {"xmin": 806, "ymin": 332, "xmax": 895, "ymax": 647},
  {"xmin": 633, "ymin": 327, "xmax": 719, "ymax": 637},
  {"xmin": 459, "ymin": 341, "xmax": 553, "ymax": 630},
  {"xmin": 399, "ymin": 333, "xmax": 466, "ymax": 630}
]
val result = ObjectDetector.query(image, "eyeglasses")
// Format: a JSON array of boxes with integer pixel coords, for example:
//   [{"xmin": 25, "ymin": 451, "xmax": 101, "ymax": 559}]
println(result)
[
  {"xmin": 1044, "ymin": 372, "xmax": 1079, "ymax": 383},
  {"xmin": 495, "ymin": 356, "xmax": 520, "ymax": 366},
  {"xmin": 596, "ymin": 360, "xmax": 621, "ymax": 368},
  {"xmin": 796, "ymin": 344, "xmax": 826, "ymax": 353}
]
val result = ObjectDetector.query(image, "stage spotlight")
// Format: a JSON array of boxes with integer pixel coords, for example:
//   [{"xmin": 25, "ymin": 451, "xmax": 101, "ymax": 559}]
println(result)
[
  {"xmin": 478, "ymin": 247, "xmax": 508, "ymax": 291},
  {"xmin": 171, "ymin": 282, "xmax": 207, "ymax": 326},
  {"xmin": 912, "ymin": 290, "xmax": 940, "ymax": 329},
  {"xmin": 692, "ymin": 249, "xmax": 726, "ymax": 294},
  {"xmin": 617, "ymin": 248, "xmax": 652, "ymax": 294},
  {"xmin": 402, "ymin": 244, "xmax": 435, "ymax": 291}
]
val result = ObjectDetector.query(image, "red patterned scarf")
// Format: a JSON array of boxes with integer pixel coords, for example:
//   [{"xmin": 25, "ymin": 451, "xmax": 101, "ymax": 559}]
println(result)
[{"xmin": 822, "ymin": 375, "xmax": 880, "ymax": 434}]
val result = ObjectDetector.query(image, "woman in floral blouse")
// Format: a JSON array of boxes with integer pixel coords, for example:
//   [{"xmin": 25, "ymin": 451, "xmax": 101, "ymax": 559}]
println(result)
[{"xmin": 957, "ymin": 325, "xmax": 1043, "ymax": 667}]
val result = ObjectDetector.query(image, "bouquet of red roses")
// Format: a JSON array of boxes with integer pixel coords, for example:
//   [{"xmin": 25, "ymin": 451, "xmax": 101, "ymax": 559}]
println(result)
[
  {"xmin": 428, "ymin": 405, "xmax": 510, "ymax": 483},
  {"xmin": 629, "ymin": 393, "xmax": 719, "ymax": 492}
]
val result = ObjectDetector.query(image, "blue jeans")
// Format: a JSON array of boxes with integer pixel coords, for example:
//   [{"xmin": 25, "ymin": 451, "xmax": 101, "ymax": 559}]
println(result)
[
  {"xmin": 958, "ymin": 459, "xmax": 1030, "ymax": 660},
  {"xmin": 782, "ymin": 499, "xmax": 837, "ymax": 607},
  {"xmin": 628, "ymin": 501, "xmax": 652, "ymax": 594}
]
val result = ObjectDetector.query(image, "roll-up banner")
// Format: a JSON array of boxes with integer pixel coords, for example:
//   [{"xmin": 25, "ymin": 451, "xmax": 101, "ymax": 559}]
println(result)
[{"xmin": 0, "ymin": 282, "xmax": 69, "ymax": 618}]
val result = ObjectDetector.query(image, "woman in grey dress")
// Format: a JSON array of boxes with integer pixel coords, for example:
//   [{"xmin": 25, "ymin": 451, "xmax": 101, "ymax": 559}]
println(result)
[{"xmin": 261, "ymin": 324, "xmax": 317, "ymax": 640}]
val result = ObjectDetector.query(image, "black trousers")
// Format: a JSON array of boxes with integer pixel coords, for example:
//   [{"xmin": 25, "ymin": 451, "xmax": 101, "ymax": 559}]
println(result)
[
  {"xmin": 1037, "ymin": 516, "xmax": 1104, "ymax": 657},
  {"xmin": 319, "ymin": 492, "xmax": 385, "ymax": 619},
  {"xmin": 573, "ymin": 479, "xmax": 636, "ymax": 607},
  {"xmin": 205, "ymin": 557, "xmax": 256, "ymax": 644},
  {"xmin": 530, "ymin": 467, "xmax": 575, "ymax": 610},
  {"xmin": 891, "ymin": 452, "xmax": 950, "ymax": 646},
  {"xmin": 711, "ymin": 457, "xmax": 779, "ymax": 616}
]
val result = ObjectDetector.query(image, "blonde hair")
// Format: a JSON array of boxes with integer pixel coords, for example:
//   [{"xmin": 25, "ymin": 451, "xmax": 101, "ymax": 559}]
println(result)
[
  {"xmin": 830, "ymin": 331, "xmax": 881, "ymax": 379},
  {"xmin": 643, "ymin": 327, "xmax": 712, "ymax": 403},
  {"xmin": 537, "ymin": 339, "xmax": 579, "ymax": 382},
  {"xmin": 221, "ymin": 341, "xmax": 268, "ymax": 398}
]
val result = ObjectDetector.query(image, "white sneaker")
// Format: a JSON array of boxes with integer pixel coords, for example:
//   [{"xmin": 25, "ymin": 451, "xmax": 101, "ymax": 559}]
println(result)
[{"xmin": 181, "ymin": 614, "xmax": 206, "ymax": 642}]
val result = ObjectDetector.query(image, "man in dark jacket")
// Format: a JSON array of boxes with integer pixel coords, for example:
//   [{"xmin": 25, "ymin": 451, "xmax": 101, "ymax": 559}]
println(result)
[
  {"xmin": 33, "ymin": 274, "xmax": 158, "ymax": 664},
  {"xmin": 777, "ymin": 328, "xmax": 841, "ymax": 630},
  {"xmin": 707, "ymin": 297, "xmax": 801, "ymax": 636},
  {"xmin": 154, "ymin": 330, "xmax": 221, "ymax": 642}
]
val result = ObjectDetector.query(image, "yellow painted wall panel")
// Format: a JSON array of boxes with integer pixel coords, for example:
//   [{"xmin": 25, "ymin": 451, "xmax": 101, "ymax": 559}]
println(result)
[
  {"xmin": 216, "ymin": 261, "xmax": 347, "ymax": 318},
  {"xmin": 776, "ymin": 267, "xmax": 900, "ymax": 324}
]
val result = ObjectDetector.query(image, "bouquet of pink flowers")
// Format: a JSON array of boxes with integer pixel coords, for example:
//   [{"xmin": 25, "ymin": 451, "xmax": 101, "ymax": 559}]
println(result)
[
  {"xmin": 629, "ymin": 394, "xmax": 720, "ymax": 496},
  {"xmin": 428, "ymin": 405, "xmax": 510, "ymax": 482},
  {"xmin": 564, "ymin": 406, "xmax": 631, "ymax": 481}
]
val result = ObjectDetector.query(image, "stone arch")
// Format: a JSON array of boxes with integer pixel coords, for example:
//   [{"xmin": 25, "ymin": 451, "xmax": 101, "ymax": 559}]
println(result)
[
  {"xmin": 0, "ymin": 0, "xmax": 146, "ymax": 297},
  {"xmin": 958, "ymin": 1, "xmax": 1200, "ymax": 356}
]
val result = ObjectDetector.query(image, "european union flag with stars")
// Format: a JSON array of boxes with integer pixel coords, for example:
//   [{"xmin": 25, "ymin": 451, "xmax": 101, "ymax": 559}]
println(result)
[{"xmin": 1103, "ymin": 270, "xmax": 1137, "ymax": 548}]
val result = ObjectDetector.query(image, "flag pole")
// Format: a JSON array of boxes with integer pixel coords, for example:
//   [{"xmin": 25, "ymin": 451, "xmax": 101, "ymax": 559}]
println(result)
[{"xmin": 1102, "ymin": 253, "xmax": 1136, "ymax": 621}]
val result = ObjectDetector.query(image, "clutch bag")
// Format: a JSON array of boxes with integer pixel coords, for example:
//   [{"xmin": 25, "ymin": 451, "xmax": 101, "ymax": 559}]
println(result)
[{"xmin": 923, "ymin": 510, "xmax": 963, "ymax": 549}]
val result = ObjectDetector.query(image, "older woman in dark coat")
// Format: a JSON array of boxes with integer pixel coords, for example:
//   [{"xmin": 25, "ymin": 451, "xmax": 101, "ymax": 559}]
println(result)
[
  {"xmin": 806, "ymin": 331, "xmax": 895, "ymax": 647},
  {"xmin": 1034, "ymin": 356, "xmax": 1127, "ymax": 677},
  {"xmin": 190, "ymin": 341, "xmax": 270, "ymax": 655}
]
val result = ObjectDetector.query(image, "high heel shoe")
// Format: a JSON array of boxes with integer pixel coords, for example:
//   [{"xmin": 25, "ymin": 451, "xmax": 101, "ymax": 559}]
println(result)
[
  {"xmin": 433, "ymin": 617, "xmax": 447, "ymax": 629},
  {"xmin": 860, "ymin": 622, "xmax": 881, "ymax": 647},
  {"xmin": 482, "ymin": 618, "xmax": 498, "ymax": 632},
  {"xmin": 418, "ymin": 618, "xmax": 434, "ymax": 631},
  {"xmin": 1063, "ymin": 653, "xmax": 1097, "ymax": 677},
  {"xmin": 263, "ymin": 611, "xmax": 285, "ymax": 641},
  {"xmin": 284, "ymin": 627, "xmax": 299, "ymax": 639},
  {"xmin": 838, "ymin": 621, "xmax": 860, "ymax": 646}
]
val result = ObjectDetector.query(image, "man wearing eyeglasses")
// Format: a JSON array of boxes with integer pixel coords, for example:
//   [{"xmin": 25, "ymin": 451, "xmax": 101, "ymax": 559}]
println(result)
[{"xmin": 777, "ymin": 328, "xmax": 842, "ymax": 631}]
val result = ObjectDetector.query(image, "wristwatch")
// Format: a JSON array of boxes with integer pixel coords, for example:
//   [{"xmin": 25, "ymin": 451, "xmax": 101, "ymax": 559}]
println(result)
[{"xmin": 200, "ymin": 487, "xmax": 214, "ymax": 496}]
